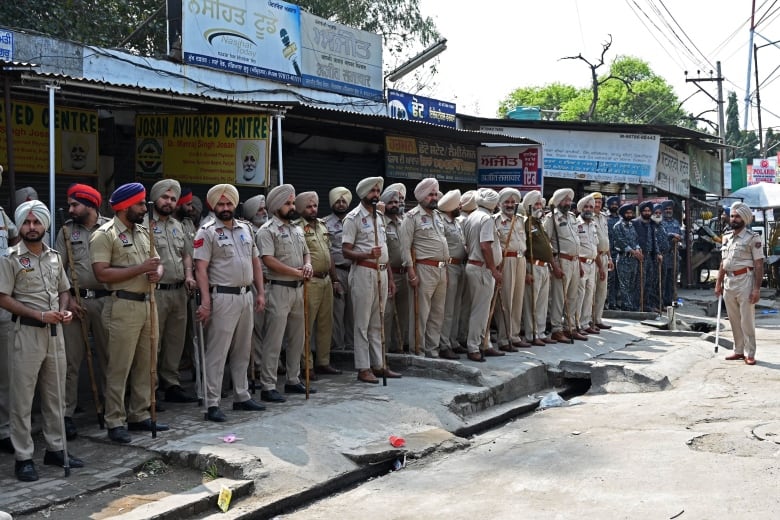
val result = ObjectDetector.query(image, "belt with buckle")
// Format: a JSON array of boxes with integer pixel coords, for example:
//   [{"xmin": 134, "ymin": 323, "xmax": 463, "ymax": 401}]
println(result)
[
  {"xmin": 269, "ymin": 280, "xmax": 304, "ymax": 288},
  {"xmin": 335, "ymin": 263, "xmax": 351, "ymax": 271},
  {"xmin": 356, "ymin": 260, "xmax": 387, "ymax": 270},
  {"xmin": 391, "ymin": 266, "xmax": 407, "ymax": 274},
  {"xmin": 114, "ymin": 290, "xmax": 148, "ymax": 302},
  {"xmin": 11, "ymin": 315, "xmax": 46, "ymax": 328},
  {"xmin": 504, "ymin": 251, "xmax": 519, "ymax": 258},
  {"xmin": 579, "ymin": 257, "xmax": 595, "ymax": 265},
  {"xmin": 448, "ymin": 258, "xmax": 465, "ymax": 265},
  {"xmin": 556, "ymin": 253, "xmax": 578, "ymax": 261},
  {"xmin": 212, "ymin": 285, "xmax": 253, "ymax": 294},
  {"xmin": 77, "ymin": 288, "xmax": 111, "ymax": 299},
  {"xmin": 312, "ymin": 272, "xmax": 329, "ymax": 279},
  {"xmin": 415, "ymin": 258, "xmax": 446, "ymax": 268},
  {"xmin": 157, "ymin": 281, "xmax": 184, "ymax": 290},
  {"xmin": 467, "ymin": 259, "xmax": 485, "ymax": 267},
  {"xmin": 727, "ymin": 267, "xmax": 753, "ymax": 277},
  {"xmin": 529, "ymin": 258, "xmax": 548, "ymax": 267}
]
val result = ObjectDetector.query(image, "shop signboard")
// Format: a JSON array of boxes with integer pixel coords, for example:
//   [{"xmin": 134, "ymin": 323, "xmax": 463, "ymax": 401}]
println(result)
[
  {"xmin": 688, "ymin": 145, "xmax": 722, "ymax": 194},
  {"xmin": 0, "ymin": 30, "xmax": 12, "ymax": 61},
  {"xmin": 385, "ymin": 135, "xmax": 477, "ymax": 183},
  {"xmin": 477, "ymin": 145, "xmax": 542, "ymax": 193},
  {"xmin": 387, "ymin": 89, "xmax": 456, "ymax": 128},
  {"xmin": 655, "ymin": 143, "xmax": 690, "ymax": 196},
  {"xmin": 751, "ymin": 157, "xmax": 777, "ymax": 184}
]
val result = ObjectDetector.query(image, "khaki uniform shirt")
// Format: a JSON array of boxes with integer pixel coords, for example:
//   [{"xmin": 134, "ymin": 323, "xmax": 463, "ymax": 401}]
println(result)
[
  {"xmin": 384, "ymin": 215, "xmax": 404, "ymax": 268},
  {"xmin": 193, "ymin": 219, "xmax": 257, "ymax": 287},
  {"xmin": 0, "ymin": 208, "xmax": 18, "ymax": 257},
  {"xmin": 465, "ymin": 208, "xmax": 501, "ymax": 263},
  {"xmin": 721, "ymin": 229, "xmax": 764, "ymax": 271},
  {"xmin": 179, "ymin": 217, "xmax": 197, "ymax": 247},
  {"xmin": 594, "ymin": 212, "xmax": 611, "ymax": 253},
  {"xmin": 324, "ymin": 213, "xmax": 350, "ymax": 267},
  {"xmin": 146, "ymin": 211, "xmax": 189, "ymax": 284},
  {"xmin": 0, "ymin": 242, "xmax": 70, "ymax": 311},
  {"xmin": 258, "ymin": 215, "xmax": 308, "ymax": 281},
  {"xmin": 55, "ymin": 215, "xmax": 111, "ymax": 290},
  {"xmin": 576, "ymin": 217, "xmax": 599, "ymax": 260},
  {"xmin": 442, "ymin": 214, "xmax": 467, "ymax": 261},
  {"xmin": 296, "ymin": 217, "xmax": 330, "ymax": 274},
  {"xmin": 342, "ymin": 204, "xmax": 388, "ymax": 263},
  {"xmin": 493, "ymin": 212, "xmax": 527, "ymax": 256},
  {"xmin": 399, "ymin": 205, "xmax": 448, "ymax": 266},
  {"xmin": 90, "ymin": 217, "xmax": 153, "ymax": 293},
  {"xmin": 543, "ymin": 210, "xmax": 580, "ymax": 257}
]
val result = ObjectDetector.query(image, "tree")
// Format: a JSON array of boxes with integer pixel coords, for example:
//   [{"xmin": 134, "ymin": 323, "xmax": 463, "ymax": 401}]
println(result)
[
  {"xmin": 724, "ymin": 91, "xmax": 760, "ymax": 161},
  {"xmin": 497, "ymin": 83, "xmax": 579, "ymax": 119}
]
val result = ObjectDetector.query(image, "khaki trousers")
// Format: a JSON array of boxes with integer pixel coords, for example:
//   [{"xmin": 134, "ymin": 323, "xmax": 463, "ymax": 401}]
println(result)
[
  {"xmin": 103, "ymin": 297, "xmax": 154, "ymax": 428},
  {"xmin": 155, "ymin": 287, "xmax": 188, "ymax": 388},
  {"xmin": 440, "ymin": 263, "xmax": 465, "ymax": 351},
  {"xmin": 0, "ymin": 316, "xmax": 14, "ymax": 439},
  {"xmin": 593, "ymin": 252, "xmax": 609, "ymax": 324},
  {"xmin": 11, "ymin": 323, "xmax": 65, "ymax": 460},
  {"xmin": 384, "ymin": 271, "xmax": 409, "ymax": 352},
  {"xmin": 261, "ymin": 284, "xmax": 304, "ymax": 390},
  {"xmin": 523, "ymin": 263, "xmax": 550, "ymax": 341},
  {"xmin": 302, "ymin": 277, "xmax": 334, "ymax": 369},
  {"xmin": 413, "ymin": 263, "xmax": 447, "ymax": 355},
  {"xmin": 204, "ymin": 291, "xmax": 253, "ymax": 407},
  {"xmin": 331, "ymin": 267, "xmax": 354, "ymax": 350},
  {"xmin": 723, "ymin": 272, "xmax": 757, "ymax": 357},
  {"xmin": 350, "ymin": 265, "xmax": 388, "ymax": 369},
  {"xmin": 64, "ymin": 295, "xmax": 108, "ymax": 416},
  {"xmin": 466, "ymin": 264, "xmax": 495, "ymax": 353},
  {"xmin": 550, "ymin": 257, "xmax": 580, "ymax": 333},
  {"xmin": 577, "ymin": 260, "xmax": 596, "ymax": 328},
  {"xmin": 496, "ymin": 256, "xmax": 526, "ymax": 346},
  {"xmin": 251, "ymin": 285, "xmax": 265, "ymax": 375}
]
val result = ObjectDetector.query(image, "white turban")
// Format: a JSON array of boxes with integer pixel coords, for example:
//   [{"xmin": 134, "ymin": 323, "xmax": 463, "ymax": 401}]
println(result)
[
  {"xmin": 438, "ymin": 189, "xmax": 461, "ymax": 212},
  {"xmin": 150, "ymin": 179, "xmax": 181, "ymax": 203},
  {"xmin": 206, "ymin": 184, "xmax": 239, "ymax": 209},
  {"xmin": 498, "ymin": 187, "xmax": 522, "ymax": 205},
  {"xmin": 329, "ymin": 187, "xmax": 352, "ymax": 207},
  {"xmin": 522, "ymin": 190, "xmax": 542, "ymax": 210},
  {"xmin": 385, "ymin": 182, "xmax": 407, "ymax": 200},
  {"xmin": 380, "ymin": 187, "xmax": 402, "ymax": 203},
  {"xmin": 476, "ymin": 188, "xmax": 499, "ymax": 211},
  {"xmin": 577, "ymin": 195, "xmax": 595, "ymax": 213},
  {"xmin": 356, "ymin": 177, "xmax": 384, "ymax": 199},
  {"xmin": 15, "ymin": 200, "xmax": 50, "ymax": 230},
  {"xmin": 267, "ymin": 184, "xmax": 296, "ymax": 215},
  {"xmin": 550, "ymin": 188, "xmax": 574, "ymax": 207},
  {"xmin": 731, "ymin": 202, "xmax": 753, "ymax": 224},
  {"xmin": 295, "ymin": 191, "xmax": 318, "ymax": 213},
  {"xmin": 414, "ymin": 178, "xmax": 439, "ymax": 202},
  {"xmin": 460, "ymin": 190, "xmax": 477, "ymax": 212},
  {"xmin": 243, "ymin": 194, "xmax": 266, "ymax": 219}
]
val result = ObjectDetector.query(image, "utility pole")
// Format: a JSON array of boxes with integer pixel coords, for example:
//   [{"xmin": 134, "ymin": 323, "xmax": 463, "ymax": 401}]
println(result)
[{"xmin": 685, "ymin": 63, "xmax": 726, "ymax": 194}]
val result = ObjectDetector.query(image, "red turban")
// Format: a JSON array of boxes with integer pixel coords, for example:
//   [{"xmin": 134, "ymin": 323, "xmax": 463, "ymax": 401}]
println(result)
[{"xmin": 67, "ymin": 183, "xmax": 101, "ymax": 208}]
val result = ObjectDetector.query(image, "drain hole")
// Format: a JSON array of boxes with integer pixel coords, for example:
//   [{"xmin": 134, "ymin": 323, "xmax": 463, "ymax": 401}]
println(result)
[
  {"xmin": 559, "ymin": 377, "xmax": 591, "ymax": 399},
  {"xmin": 689, "ymin": 321, "xmax": 716, "ymax": 333}
]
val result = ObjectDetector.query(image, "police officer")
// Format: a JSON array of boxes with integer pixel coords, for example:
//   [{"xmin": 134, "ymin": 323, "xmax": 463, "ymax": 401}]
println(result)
[
  {"xmin": 612, "ymin": 203, "xmax": 643, "ymax": 311},
  {"xmin": 56, "ymin": 184, "xmax": 111, "ymax": 440},
  {"xmin": 605, "ymin": 195, "xmax": 621, "ymax": 310},
  {"xmin": 438, "ymin": 189, "xmax": 467, "ymax": 357},
  {"xmin": 590, "ymin": 193, "xmax": 613, "ymax": 330},
  {"xmin": 0, "ymin": 201, "xmax": 83, "ymax": 481},
  {"xmin": 464, "ymin": 188, "xmax": 505, "ymax": 361},
  {"xmin": 242, "ymin": 194, "xmax": 269, "ymax": 379},
  {"xmin": 493, "ymin": 188, "xmax": 529, "ymax": 351},
  {"xmin": 522, "ymin": 190, "xmax": 555, "ymax": 346},
  {"xmin": 456, "ymin": 190, "xmax": 478, "ymax": 348},
  {"xmin": 401, "ymin": 178, "xmax": 450, "ymax": 359},
  {"xmin": 342, "ymin": 177, "xmax": 400, "ymax": 383},
  {"xmin": 295, "ymin": 191, "xmax": 341, "ymax": 376},
  {"xmin": 194, "ymin": 185, "xmax": 266, "ymax": 421},
  {"xmin": 660, "ymin": 200, "xmax": 683, "ymax": 307},
  {"xmin": 0, "ymin": 165, "xmax": 19, "ymax": 455},
  {"xmin": 716, "ymin": 202, "xmax": 763, "ymax": 365},
  {"xmin": 91, "ymin": 183, "xmax": 170, "ymax": 443},
  {"xmin": 325, "ymin": 187, "xmax": 354, "ymax": 352},
  {"xmin": 575, "ymin": 195, "xmax": 603, "ymax": 335},
  {"xmin": 146, "ymin": 180, "xmax": 198, "ymax": 403},
  {"xmin": 544, "ymin": 189, "xmax": 585, "ymax": 342},
  {"xmin": 380, "ymin": 186, "xmax": 409, "ymax": 353},
  {"xmin": 635, "ymin": 201, "xmax": 667, "ymax": 312}
]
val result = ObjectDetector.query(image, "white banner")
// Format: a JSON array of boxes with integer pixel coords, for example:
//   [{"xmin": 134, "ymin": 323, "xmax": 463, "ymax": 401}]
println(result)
[
  {"xmin": 655, "ymin": 143, "xmax": 690, "ymax": 196},
  {"xmin": 751, "ymin": 157, "xmax": 777, "ymax": 184}
]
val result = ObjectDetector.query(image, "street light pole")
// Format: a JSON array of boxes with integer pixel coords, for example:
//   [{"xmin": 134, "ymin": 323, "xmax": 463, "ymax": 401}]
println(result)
[{"xmin": 754, "ymin": 44, "xmax": 764, "ymax": 157}]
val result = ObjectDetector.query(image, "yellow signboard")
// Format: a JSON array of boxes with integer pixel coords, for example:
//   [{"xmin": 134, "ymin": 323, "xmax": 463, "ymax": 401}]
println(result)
[
  {"xmin": 135, "ymin": 113, "xmax": 272, "ymax": 186},
  {"xmin": 0, "ymin": 101, "xmax": 99, "ymax": 174}
]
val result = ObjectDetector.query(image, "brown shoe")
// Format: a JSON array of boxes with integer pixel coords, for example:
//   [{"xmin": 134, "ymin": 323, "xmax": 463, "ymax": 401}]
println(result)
[
  {"xmin": 372, "ymin": 367, "xmax": 402, "ymax": 378},
  {"xmin": 512, "ymin": 339, "xmax": 532, "ymax": 348},
  {"xmin": 301, "ymin": 370, "xmax": 318, "ymax": 381},
  {"xmin": 584, "ymin": 327, "xmax": 600, "ymax": 334},
  {"xmin": 452, "ymin": 345, "xmax": 469, "ymax": 354},
  {"xmin": 745, "ymin": 357, "xmax": 756, "ymax": 365},
  {"xmin": 725, "ymin": 353, "xmax": 745, "ymax": 361},
  {"xmin": 439, "ymin": 349, "xmax": 461, "ymax": 360},
  {"xmin": 483, "ymin": 347, "xmax": 505, "ymax": 357},
  {"xmin": 570, "ymin": 331, "xmax": 588, "ymax": 341},
  {"xmin": 314, "ymin": 365, "xmax": 343, "ymax": 375},
  {"xmin": 550, "ymin": 331, "xmax": 569, "ymax": 342},
  {"xmin": 595, "ymin": 322, "xmax": 612, "ymax": 330},
  {"xmin": 357, "ymin": 369, "xmax": 379, "ymax": 384},
  {"xmin": 530, "ymin": 338, "xmax": 546, "ymax": 347},
  {"xmin": 542, "ymin": 337, "xmax": 557, "ymax": 344},
  {"xmin": 466, "ymin": 352, "xmax": 486, "ymax": 362},
  {"xmin": 499, "ymin": 344, "xmax": 518, "ymax": 353}
]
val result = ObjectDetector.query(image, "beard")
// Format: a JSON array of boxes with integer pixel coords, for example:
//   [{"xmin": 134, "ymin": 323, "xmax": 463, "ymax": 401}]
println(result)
[
  {"xmin": 426, "ymin": 200, "xmax": 438, "ymax": 210},
  {"xmin": 127, "ymin": 207, "xmax": 145, "ymax": 224},
  {"xmin": 251, "ymin": 215, "xmax": 268, "ymax": 227},
  {"xmin": 70, "ymin": 212, "xmax": 87, "ymax": 225},
  {"xmin": 156, "ymin": 203, "xmax": 174, "ymax": 216},
  {"xmin": 385, "ymin": 205, "xmax": 400, "ymax": 215},
  {"xmin": 731, "ymin": 220, "xmax": 745, "ymax": 230},
  {"xmin": 558, "ymin": 204, "xmax": 570, "ymax": 213},
  {"xmin": 283, "ymin": 209, "xmax": 300, "ymax": 221},
  {"xmin": 532, "ymin": 209, "xmax": 544, "ymax": 219},
  {"xmin": 217, "ymin": 210, "xmax": 234, "ymax": 222},
  {"xmin": 451, "ymin": 208, "xmax": 461, "ymax": 218},
  {"xmin": 22, "ymin": 231, "xmax": 44, "ymax": 242},
  {"xmin": 363, "ymin": 196, "xmax": 379, "ymax": 207}
]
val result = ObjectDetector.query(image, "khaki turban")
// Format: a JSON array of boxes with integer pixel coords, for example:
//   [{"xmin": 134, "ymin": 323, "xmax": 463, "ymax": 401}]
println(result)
[
  {"xmin": 550, "ymin": 188, "xmax": 574, "ymax": 207},
  {"xmin": 476, "ymin": 188, "xmax": 499, "ymax": 211},
  {"xmin": 15, "ymin": 187, "xmax": 38, "ymax": 206},
  {"xmin": 356, "ymin": 177, "xmax": 384, "ymax": 199},
  {"xmin": 242, "ymin": 194, "xmax": 266, "ymax": 219},
  {"xmin": 380, "ymin": 187, "xmax": 402, "ymax": 204},
  {"xmin": 414, "ymin": 178, "xmax": 439, "ymax": 202},
  {"xmin": 295, "ymin": 191, "xmax": 318, "ymax": 213},
  {"xmin": 192, "ymin": 195, "xmax": 203, "ymax": 215},
  {"xmin": 15, "ymin": 200, "xmax": 50, "ymax": 230},
  {"xmin": 206, "ymin": 184, "xmax": 239, "ymax": 209},
  {"xmin": 438, "ymin": 189, "xmax": 461, "ymax": 212},
  {"xmin": 267, "ymin": 184, "xmax": 295, "ymax": 215},
  {"xmin": 591, "ymin": 192, "xmax": 603, "ymax": 200},
  {"xmin": 577, "ymin": 195, "xmax": 595, "ymax": 213},
  {"xmin": 329, "ymin": 187, "xmax": 352, "ymax": 207},
  {"xmin": 498, "ymin": 187, "xmax": 522, "ymax": 205},
  {"xmin": 522, "ymin": 190, "xmax": 542, "ymax": 210},
  {"xmin": 731, "ymin": 202, "xmax": 753, "ymax": 224},
  {"xmin": 460, "ymin": 190, "xmax": 477, "ymax": 212},
  {"xmin": 385, "ymin": 182, "xmax": 407, "ymax": 200},
  {"xmin": 150, "ymin": 179, "xmax": 181, "ymax": 203}
]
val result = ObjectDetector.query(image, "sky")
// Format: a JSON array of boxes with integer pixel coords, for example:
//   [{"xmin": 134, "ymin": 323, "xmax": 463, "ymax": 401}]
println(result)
[{"xmin": 414, "ymin": 0, "xmax": 780, "ymax": 135}]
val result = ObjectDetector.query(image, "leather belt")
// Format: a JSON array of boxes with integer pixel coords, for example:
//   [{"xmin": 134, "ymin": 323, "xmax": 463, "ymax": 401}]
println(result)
[
  {"xmin": 114, "ymin": 290, "xmax": 148, "ymax": 302},
  {"xmin": 556, "ymin": 253, "xmax": 578, "ymax": 261},
  {"xmin": 529, "ymin": 259, "xmax": 548, "ymax": 267},
  {"xmin": 727, "ymin": 267, "xmax": 753, "ymax": 277},
  {"xmin": 269, "ymin": 280, "xmax": 304, "ymax": 288},
  {"xmin": 579, "ymin": 257, "xmax": 595, "ymax": 265},
  {"xmin": 448, "ymin": 258, "xmax": 465, "ymax": 265},
  {"xmin": 467, "ymin": 259, "xmax": 485, "ymax": 267},
  {"xmin": 391, "ymin": 266, "xmax": 407, "ymax": 274},
  {"xmin": 335, "ymin": 263, "xmax": 351, "ymax": 271},
  {"xmin": 312, "ymin": 272, "xmax": 329, "ymax": 279},
  {"xmin": 212, "ymin": 285, "xmax": 253, "ymax": 294},
  {"xmin": 157, "ymin": 281, "xmax": 184, "ymax": 290},
  {"xmin": 11, "ymin": 315, "xmax": 46, "ymax": 328},
  {"xmin": 598, "ymin": 250, "xmax": 610, "ymax": 254},
  {"xmin": 416, "ymin": 258, "xmax": 447, "ymax": 268},
  {"xmin": 76, "ymin": 288, "xmax": 111, "ymax": 299},
  {"xmin": 504, "ymin": 251, "xmax": 519, "ymax": 258},
  {"xmin": 356, "ymin": 260, "xmax": 387, "ymax": 270}
]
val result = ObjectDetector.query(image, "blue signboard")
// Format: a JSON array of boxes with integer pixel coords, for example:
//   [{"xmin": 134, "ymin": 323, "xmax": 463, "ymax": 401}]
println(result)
[{"xmin": 387, "ymin": 89, "xmax": 456, "ymax": 128}]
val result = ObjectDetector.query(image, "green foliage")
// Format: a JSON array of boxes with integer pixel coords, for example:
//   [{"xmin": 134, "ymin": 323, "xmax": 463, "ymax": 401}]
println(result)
[
  {"xmin": 202, "ymin": 463, "xmax": 220, "ymax": 482},
  {"xmin": 497, "ymin": 83, "xmax": 580, "ymax": 119},
  {"xmin": 725, "ymin": 91, "xmax": 760, "ymax": 161}
]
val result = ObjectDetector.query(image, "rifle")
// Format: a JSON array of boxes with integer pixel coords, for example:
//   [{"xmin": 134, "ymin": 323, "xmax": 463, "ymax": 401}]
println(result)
[
  {"xmin": 371, "ymin": 201, "xmax": 387, "ymax": 386},
  {"xmin": 147, "ymin": 202, "xmax": 159, "ymax": 439}
]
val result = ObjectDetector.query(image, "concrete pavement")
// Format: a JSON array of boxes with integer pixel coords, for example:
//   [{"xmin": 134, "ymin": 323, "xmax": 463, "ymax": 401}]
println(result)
[{"xmin": 2, "ymin": 287, "xmax": 756, "ymax": 519}]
